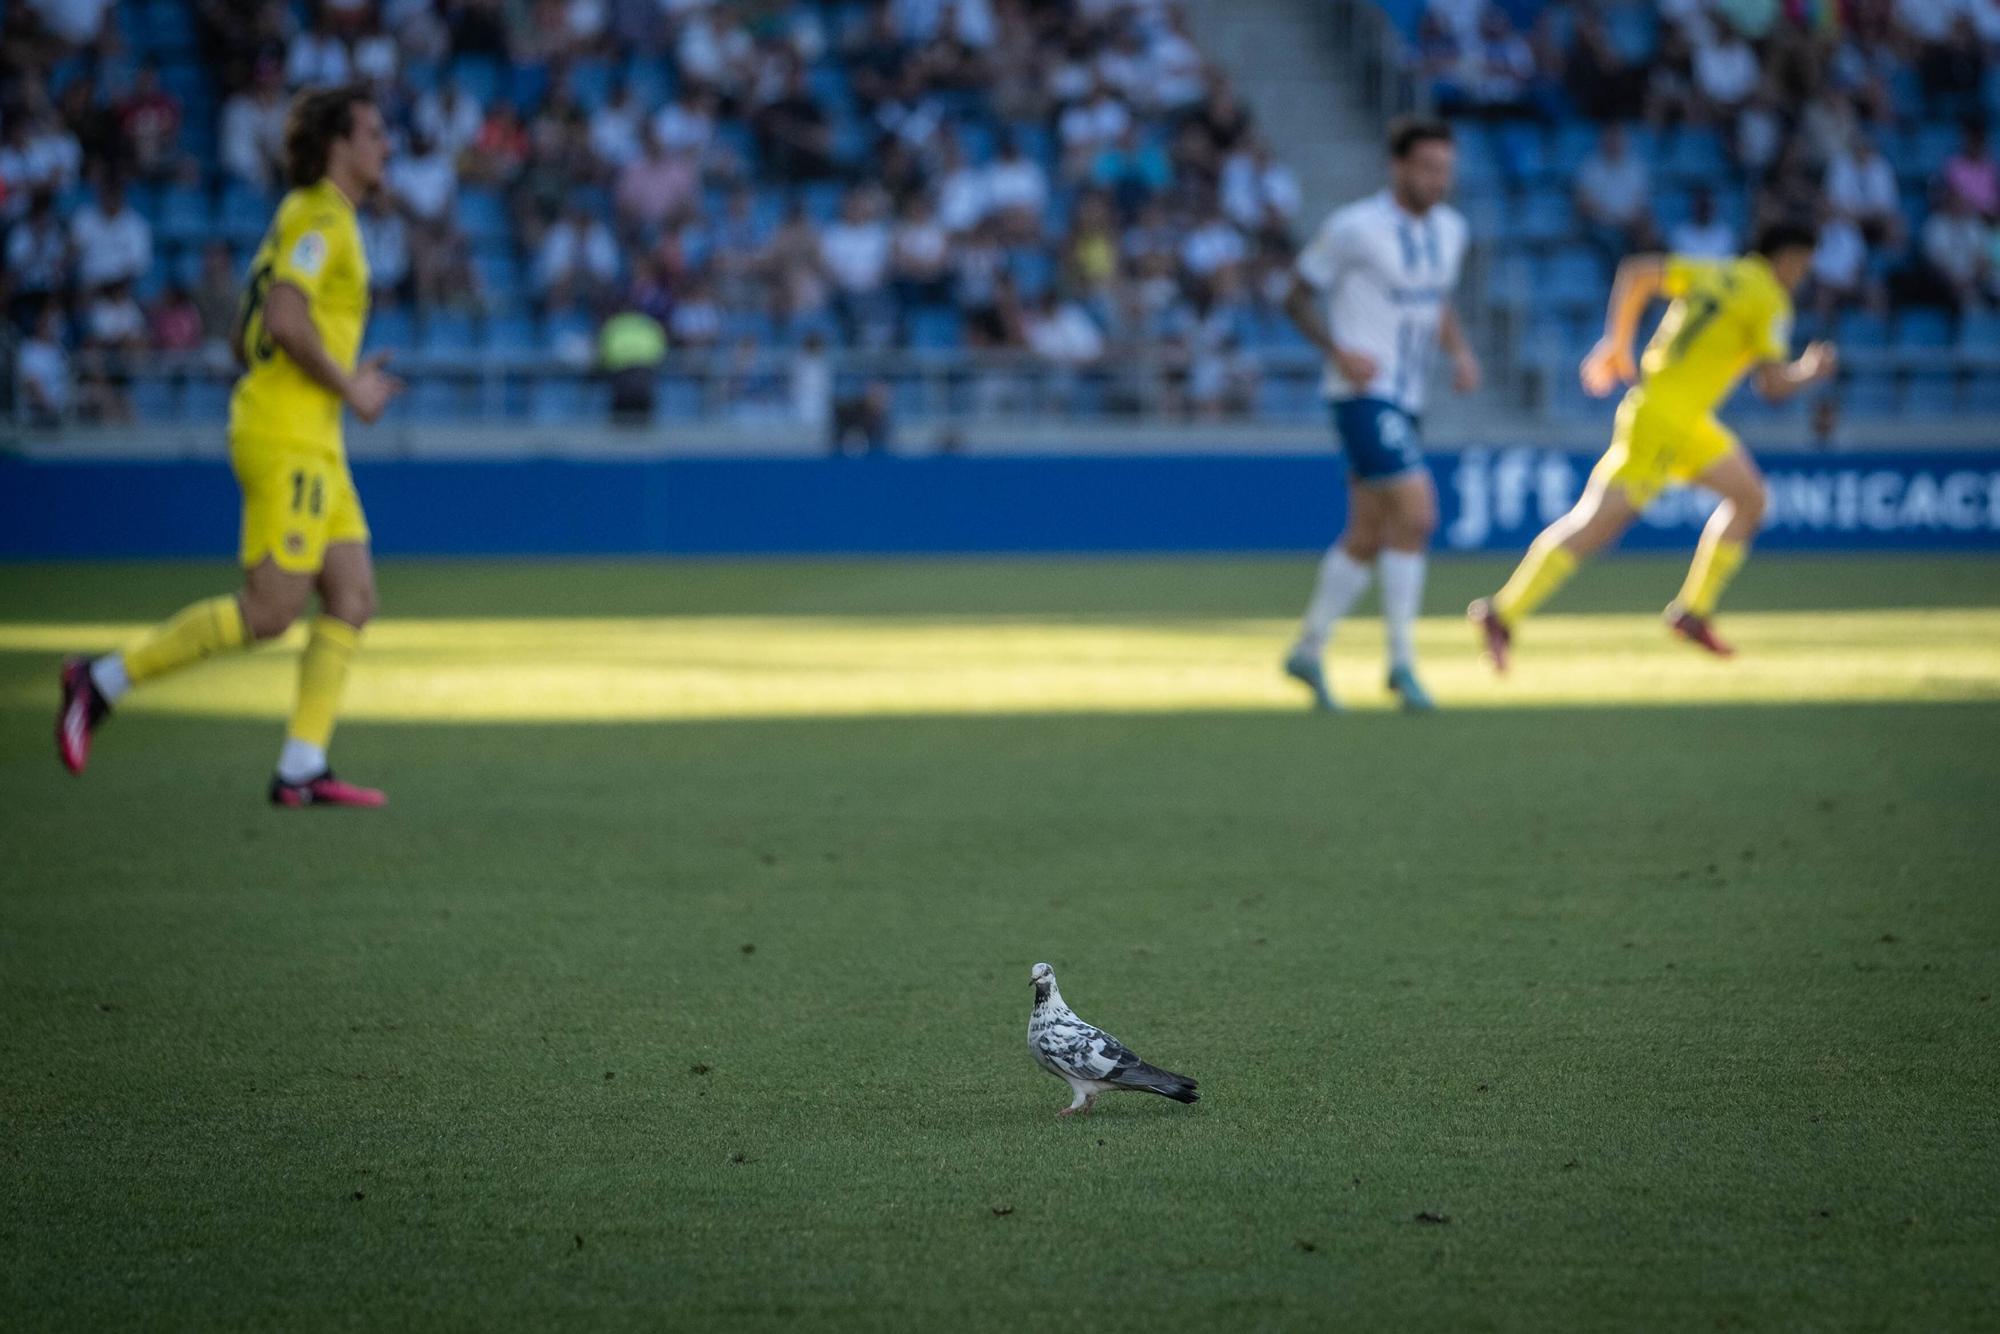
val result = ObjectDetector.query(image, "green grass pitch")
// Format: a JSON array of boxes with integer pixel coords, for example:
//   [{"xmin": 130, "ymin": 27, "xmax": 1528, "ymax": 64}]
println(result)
[{"xmin": 3, "ymin": 554, "xmax": 1997, "ymax": 1331}]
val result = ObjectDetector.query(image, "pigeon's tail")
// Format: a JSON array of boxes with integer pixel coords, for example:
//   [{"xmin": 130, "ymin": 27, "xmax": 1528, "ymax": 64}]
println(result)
[{"xmin": 1118, "ymin": 1061, "xmax": 1200, "ymax": 1104}]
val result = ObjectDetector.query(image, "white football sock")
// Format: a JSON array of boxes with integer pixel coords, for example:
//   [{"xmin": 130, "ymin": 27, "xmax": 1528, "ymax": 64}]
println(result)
[
  {"xmin": 1294, "ymin": 546, "xmax": 1373, "ymax": 657},
  {"xmin": 89, "ymin": 653, "xmax": 131, "ymax": 704},
  {"xmin": 1378, "ymin": 549, "xmax": 1428, "ymax": 670},
  {"xmin": 276, "ymin": 738, "xmax": 327, "ymax": 785}
]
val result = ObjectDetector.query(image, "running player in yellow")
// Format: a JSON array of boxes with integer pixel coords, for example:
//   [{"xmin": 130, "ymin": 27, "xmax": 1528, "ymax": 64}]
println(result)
[
  {"xmin": 1468, "ymin": 222, "xmax": 1838, "ymax": 668},
  {"xmin": 56, "ymin": 85, "xmax": 404, "ymax": 805}
]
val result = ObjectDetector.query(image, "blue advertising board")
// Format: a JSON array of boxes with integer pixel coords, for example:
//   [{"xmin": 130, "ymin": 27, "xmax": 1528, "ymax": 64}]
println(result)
[{"xmin": 2, "ymin": 450, "xmax": 1997, "ymax": 558}]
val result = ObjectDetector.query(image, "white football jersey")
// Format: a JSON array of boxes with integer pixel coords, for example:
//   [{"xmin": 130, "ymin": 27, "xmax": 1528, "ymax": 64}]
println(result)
[{"xmin": 1295, "ymin": 190, "xmax": 1469, "ymax": 415}]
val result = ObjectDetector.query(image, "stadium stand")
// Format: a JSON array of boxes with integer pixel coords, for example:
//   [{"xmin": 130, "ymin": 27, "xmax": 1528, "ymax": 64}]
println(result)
[
  {"xmin": 0, "ymin": 0, "xmax": 1315, "ymax": 429},
  {"xmin": 3, "ymin": 0, "xmax": 1995, "ymax": 435},
  {"xmin": 1394, "ymin": 0, "xmax": 2000, "ymax": 425}
]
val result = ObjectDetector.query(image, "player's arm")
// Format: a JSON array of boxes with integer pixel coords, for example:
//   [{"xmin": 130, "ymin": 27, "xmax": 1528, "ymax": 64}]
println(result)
[
  {"xmin": 1438, "ymin": 306, "xmax": 1480, "ymax": 393},
  {"xmin": 1286, "ymin": 216, "xmax": 1378, "ymax": 385},
  {"xmin": 261, "ymin": 282, "xmax": 402, "ymax": 423},
  {"xmin": 1580, "ymin": 253, "xmax": 1666, "ymax": 396},
  {"xmin": 1752, "ymin": 341, "xmax": 1838, "ymax": 402}
]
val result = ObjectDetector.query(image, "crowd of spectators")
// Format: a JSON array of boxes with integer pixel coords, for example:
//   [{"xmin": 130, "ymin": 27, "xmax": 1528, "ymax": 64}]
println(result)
[
  {"xmin": 1420, "ymin": 0, "xmax": 2000, "ymax": 323},
  {"xmin": 3, "ymin": 0, "xmax": 1312, "ymax": 426}
]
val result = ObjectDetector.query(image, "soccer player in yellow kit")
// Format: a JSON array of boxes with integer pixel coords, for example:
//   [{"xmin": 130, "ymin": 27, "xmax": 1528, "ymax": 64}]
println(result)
[
  {"xmin": 1469, "ymin": 222, "xmax": 1839, "ymax": 668},
  {"xmin": 56, "ymin": 85, "xmax": 404, "ymax": 805}
]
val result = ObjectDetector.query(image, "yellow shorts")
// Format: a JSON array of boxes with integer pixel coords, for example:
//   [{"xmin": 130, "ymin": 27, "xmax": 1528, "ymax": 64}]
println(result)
[
  {"xmin": 231, "ymin": 438, "xmax": 369, "ymax": 574},
  {"xmin": 1590, "ymin": 390, "xmax": 1741, "ymax": 509}
]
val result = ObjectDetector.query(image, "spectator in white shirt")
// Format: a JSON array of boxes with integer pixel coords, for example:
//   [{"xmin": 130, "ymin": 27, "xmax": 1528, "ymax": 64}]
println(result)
[
  {"xmin": 982, "ymin": 133, "xmax": 1049, "ymax": 245},
  {"xmin": 1824, "ymin": 129, "xmax": 1904, "ymax": 247},
  {"xmin": 6, "ymin": 191, "xmax": 70, "ymax": 304},
  {"xmin": 388, "ymin": 130, "xmax": 457, "ymax": 223},
  {"xmin": 894, "ymin": 0, "xmax": 995, "ymax": 46},
  {"xmin": 220, "ymin": 63, "xmax": 288, "ymax": 189},
  {"xmin": 589, "ymin": 85, "xmax": 647, "ymax": 171},
  {"xmin": 1147, "ymin": 10, "xmax": 1208, "ymax": 111},
  {"xmin": 1692, "ymin": 21, "xmax": 1759, "ymax": 117},
  {"xmin": 1574, "ymin": 124, "xmax": 1657, "ymax": 260},
  {"xmin": 18, "ymin": 114, "xmax": 83, "ymax": 195},
  {"xmin": 71, "ymin": 178, "xmax": 153, "ymax": 292},
  {"xmin": 934, "ymin": 131, "xmax": 988, "ymax": 234},
  {"xmin": 820, "ymin": 188, "xmax": 893, "ymax": 342},
  {"xmin": 890, "ymin": 193, "xmax": 953, "ymax": 308},
  {"xmin": 286, "ymin": 17, "xmax": 353, "ymax": 88},
  {"xmin": 415, "ymin": 80, "xmax": 483, "ymax": 157},
  {"xmin": 358, "ymin": 192, "xmax": 410, "ymax": 302},
  {"xmin": 1221, "ymin": 137, "xmax": 1301, "ymax": 239},
  {"xmin": 535, "ymin": 200, "xmax": 620, "ymax": 307},
  {"xmin": 1180, "ymin": 207, "xmax": 1247, "ymax": 281},
  {"xmin": 28, "ymin": 0, "xmax": 110, "ymax": 48},
  {"xmin": 652, "ymin": 88, "xmax": 717, "ymax": 155},
  {"xmin": 1668, "ymin": 186, "xmax": 1736, "ymax": 258},
  {"xmin": 1023, "ymin": 289, "xmax": 1105, "ymax": 366},
  {"xmin": 1058, "ymin": 84, "xmax": 1131, "ymax": 179},
  {"xmin": 16, "ymin": 303, "xmax": 72, "ymax": 427},
  {"xmin": 677, "ymin": 8, "xmax": 753, "ymax": 95},
  {"xmin": 1808, "ymin": 212, "xmax": 1873, "ymax": 321},
  {"xmin": 1921, "ymin": 188, "xmax": 1991, "ymax": 309}
]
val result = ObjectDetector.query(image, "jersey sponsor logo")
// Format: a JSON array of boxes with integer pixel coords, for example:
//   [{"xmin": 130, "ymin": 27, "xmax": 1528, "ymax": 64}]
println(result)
[{"xmin": 290, "ymin": 231, "xmax": 328, "ymax": 277}]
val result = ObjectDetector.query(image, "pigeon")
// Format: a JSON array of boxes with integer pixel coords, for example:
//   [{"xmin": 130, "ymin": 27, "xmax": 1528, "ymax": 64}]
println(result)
[{"xmin": 1027, "ymin": 961, "xmax": 1198, "ymax": 1117}]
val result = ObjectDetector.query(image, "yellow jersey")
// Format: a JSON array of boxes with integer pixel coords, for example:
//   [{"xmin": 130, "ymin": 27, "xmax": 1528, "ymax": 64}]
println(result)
[
  {"xmin": 229, "ymin": 179, "xmax": 369, "ymax": 455},
  {"xmin": 1637, "ymin": 253, "xmax": 1793, "ymax": 416}
]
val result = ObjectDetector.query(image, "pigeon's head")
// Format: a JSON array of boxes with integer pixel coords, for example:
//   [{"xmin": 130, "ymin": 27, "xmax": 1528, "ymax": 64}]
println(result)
[{"xmin": 1030, "ymin": 961, "xmax": 1057, "ymax": 1005}]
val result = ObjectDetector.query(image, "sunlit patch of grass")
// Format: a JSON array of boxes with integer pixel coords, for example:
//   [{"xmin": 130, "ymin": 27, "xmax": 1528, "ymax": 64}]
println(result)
[{"xmin": 4, "ymin": 609, "xmax": 1997, "ymax": 721}]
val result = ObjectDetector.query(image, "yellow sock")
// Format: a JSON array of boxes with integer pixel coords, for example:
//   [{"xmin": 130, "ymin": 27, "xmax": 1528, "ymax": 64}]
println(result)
[
  {"xmin": 287, "ymin": 616, "xmax": 361, "ymax": 751},
  {"xmin": 1680, "ymin": 538, "xmax": 1747, "ymax": 617},
  {"xmin": 1491, "ymin": 542, "xmax": 1579, "ymax": 629},
  {"xmin": 123, "ymin": 595, "xmax": 249, "ymax": 685}
]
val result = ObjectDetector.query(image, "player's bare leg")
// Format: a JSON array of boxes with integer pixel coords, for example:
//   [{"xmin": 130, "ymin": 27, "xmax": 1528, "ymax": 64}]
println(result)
[
  {"xmin": 1472, "ymin": 477, "xmax": 1640, "ymax": 671},
  {"xmin": 1376, "ymin": 470, "xmax": 1438, "ymax": 711},
  {"xmin": 1668, "ymin": 449, "xmax": 1767, "ymax": 657},
  {"xmin": 270, "ymin": 541, "xmax": 384, "ymax": 808},
  {"xmin": 1286, "ymin": 479, "xmax": 1386, "ymax": 711}
]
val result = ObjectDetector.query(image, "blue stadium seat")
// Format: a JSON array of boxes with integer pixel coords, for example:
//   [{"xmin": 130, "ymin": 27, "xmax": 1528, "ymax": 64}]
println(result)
[
  {"xmin": 364, "ymin": 307, "xmax": 415, "ymax": 354},
  {"xmin": 1008, "ymin": 249, "xmax": 1054, "ymax": 300},
  {"xmin": 418, "ymin": 311, "xmax": 478, "ymax": 355},
  {"xmin": 483, "ymin": 313, "xmax": 541, "ymax": 354},
  {"xmin": 658, "ymin": 375, "xmax": 704, "ymax": 421},
  {"xmin": 908, "ymin": 307, "xmax": 964, "ymax": 351},
  {"xmin": 450, "ymin": 55, "xmax": 504, "ymax": 105},
  {"xmin": 458, "ymin": 188, "xmax": 509, "ymax": 241},
  {"xmin": 217, "ymin": 182, "xmax": 274, "ymax": 245},
  {"xmin": 145, "ymin": 1, "xmax": 199, "ymax": 56},
  {"xmin": 1510, "ymin": 190, "xmax": 1572, "ymax": 245},
  {"xmin": 1542, "ymin": 251, "xmax": 1605, "ymax": 311},
  {"xmin": 530, "ymin": 378, "xmax": 589, "ymax": 424},
  {"xmin": 1903, "ymin": 370, "xmax": 1958, "ymax": 417},
  {"xmin": 1661, "ymin": 129, "xmax": 1727, "ymax": 180},
  {"xmin": 1494, "ymin": 124, "xmax": 1550, "ymax": 184},
  {"xmin": 801, "ymin": 180, "xmax": 845, "ymax": 225},
  {"xmin": 622, "ymin": 55, "xmax": 675, "ymax": 109},
  {"xmin": 1840, "ymin": 372, "xmax": 1900, "ymax": 416},
  {"xmin": 568, "ymin": 60, "xmax": 613, "ymax": 112},
  {"xmin": 510, "ymin": 62, "xmax": 551, "ymax": 112},
  {"xmin": 1959, "ymin": 308, "xmax": 2000, "ymax": 350},
  {"xmin": 158, "ymin": 182, "xmax": 209, "ymax": 244},
  {"xmin": 1834, "ymin": 310, "xmax": 1889, "ymax": 349},
  {"xmin": 472, "ymin": 253, "xmax": 523, "ymax": 309},
  {"xmin": 1893, "ymin": 309, "xmax": 1953, "ymax": 350}
]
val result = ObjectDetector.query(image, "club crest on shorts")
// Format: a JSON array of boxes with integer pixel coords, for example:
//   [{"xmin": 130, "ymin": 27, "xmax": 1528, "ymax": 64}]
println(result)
[{"xmin": 284, "ymin": 531, "xmax": 306, "ymax": 557}]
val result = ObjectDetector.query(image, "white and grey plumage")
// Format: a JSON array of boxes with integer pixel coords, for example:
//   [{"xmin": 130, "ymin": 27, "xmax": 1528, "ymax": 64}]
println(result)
[{"xmin": 1026, "ymin": 962, "xmax": 1198, "ymax": 1117}]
